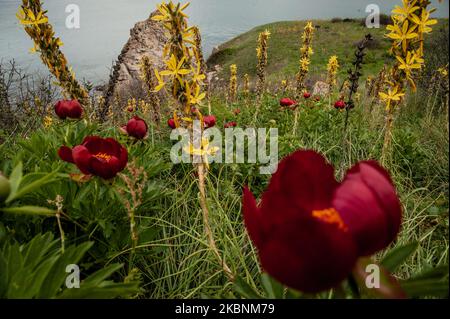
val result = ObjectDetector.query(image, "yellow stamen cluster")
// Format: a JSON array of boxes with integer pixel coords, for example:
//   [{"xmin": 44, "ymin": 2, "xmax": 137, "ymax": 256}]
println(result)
[
  {"xmin": 312, "ymin": 208, "xmax": 348, "ymax": 232},
  {"xmin": 17, "ymin": 0, "xmax": 88, "ymax": 105},
  {"xmin": 296, "ymin": 22, "xmax": 314, "ymax": 96},
  {"xmin": 152, "ymin": 1, "xmax": 206, "ymax": 120},
  {"xmin": 256, "ymin": 30, "xmax": 271, "ymax": 98},
  {"xmin": 326, "ymin": 55, "xmax": 339, "ymax": 93},
  {"xmin": 228, "ymin": 64, "xmax": 238, "ymax": 102}
]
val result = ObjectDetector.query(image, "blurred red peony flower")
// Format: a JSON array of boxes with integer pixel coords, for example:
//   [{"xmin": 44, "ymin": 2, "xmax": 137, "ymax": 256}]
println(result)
[
  {"xmin": 242, "ymin": 150, "xmax": 402, "ymax": 293},
  {"xmin": 280, "ymin": 98, "xmax": 297, "ymax": 107},
  {"xmin": 303, "ymin": 92, "xmax": 311, "ymax": 99},
  {"xmin": 224, "ymin": 121, "xmax": 237, "ymax": 128},
  {"xmin": 204, "ymin": 115, "xmax": 216, "ymax": 128},
  {"xmin": 54, "ymin": 100, "xmax": 83, "ymax": 119},
  {"xmin": 58, "ymin": 136, "xmax": 128, "ymax": 179},
  {"xmin": 334, "ymin": 100, "xmax": 346, "ymax": 109},
  {"xmin": 123, "ymin": 116, "xmax": 148, "ymax": 139},
  {"xmin": 168, "ymin": 118, "xmax": 176, "ymax": 129}
]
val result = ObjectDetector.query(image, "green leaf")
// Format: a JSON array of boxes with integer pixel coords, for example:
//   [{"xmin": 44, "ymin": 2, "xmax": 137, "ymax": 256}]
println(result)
[
  {"xmin": 5, "ymin": 162, "xmax": 23, "ymax": 203},
  {"xmin": 1, "ymin": 206, "xmax": 56, "ymax": 216},
  {"xmin": 6, "ymin": 170, "xmax": 59, "ymax": 203},
  {"xmin": 411, "ymin": 265, "xmax": 449, "ymax": 281},
  {"xmin": 381, "ymin": 242, "xmax": 419, "ymax": 273},
  {"xmin": 261, "ymin": 273, "xmax": 284, "ymax": 299},
  {"xmin": 234, "ymin": 276, "xmax": 262, "ymax": 299},
  {"xmin": 401, "ymin": 278, "xmax": 449, "ymax": 298},
  {"xmin": 38, "ymin": 241, "xmax": 94, "ymax": 298},
  {"xmin": 82, "ymin": 264, "xmax": 124, "ymax": 286}
]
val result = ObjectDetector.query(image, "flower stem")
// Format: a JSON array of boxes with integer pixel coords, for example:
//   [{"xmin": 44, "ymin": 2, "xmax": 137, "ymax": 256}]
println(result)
[
  {"xmin": 382, "ymin": 110, "xmax": 394, "ymax": 165},
  {"xmin": 197, "ymin": 163, "xmax": 234, "ymax": 281}
]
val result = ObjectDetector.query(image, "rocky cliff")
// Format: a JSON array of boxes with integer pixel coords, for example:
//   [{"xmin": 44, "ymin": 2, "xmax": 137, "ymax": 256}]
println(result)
[{"xmin": 102, "ymin": 11, "xmax": 167, "ymax": 116}]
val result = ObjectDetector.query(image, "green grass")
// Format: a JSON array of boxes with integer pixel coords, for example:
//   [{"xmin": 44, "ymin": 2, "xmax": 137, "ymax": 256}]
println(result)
[{"xmin": 207, "ymin": 19, "xmax": 448, "ymax": 86}]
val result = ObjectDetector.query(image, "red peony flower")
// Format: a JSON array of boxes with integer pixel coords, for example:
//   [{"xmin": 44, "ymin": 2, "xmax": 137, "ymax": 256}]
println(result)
[
  {"xmin": 58, "ymin": 136, "xmax": 128, "ymax": 179},
  {"xmin": 54, "ymin": 100, "xmax": 83, "ymax": 119},
  {"xmin": 204, "ymin": 115, "xmax": 216, "ymax": 128},
  {"xmin": 280, "ymin": 98, "xmax": 297, "ymax": 107},
  {"xmin": 242, "ymin": 150, "xmax": 402, "ymax": 293},
  {"xmin": 224, "ymin": 121, "xmax": 237, "ymax": 128},
  {"xmin": 334, "ymin": 100, "xmax": 346, "ymax": 109},
  {"xmin": 303, "ymin": 92, "xmax": 311, "ymax": 99},
  {"xmin": 168, "ymin": 118, "xmax": 176, "ymax": 129},
  {"xmin": 123, "ymin": 116, "xmax": 148, "ymax": 139}
]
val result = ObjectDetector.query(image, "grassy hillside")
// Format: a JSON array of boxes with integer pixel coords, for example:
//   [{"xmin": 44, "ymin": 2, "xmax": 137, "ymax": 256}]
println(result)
[{"xmin": 207, "ymin": 19, "xmax": 448, "ymax": 86}]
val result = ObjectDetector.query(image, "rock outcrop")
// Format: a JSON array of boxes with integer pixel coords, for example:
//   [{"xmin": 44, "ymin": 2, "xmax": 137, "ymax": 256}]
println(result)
[{"xmin": 102, "ymin": 11, "xmax": 167, "ymax": 116}]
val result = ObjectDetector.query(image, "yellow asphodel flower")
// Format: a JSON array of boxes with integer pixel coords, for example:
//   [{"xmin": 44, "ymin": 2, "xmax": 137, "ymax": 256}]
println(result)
[
  {"xmin": 410, "ymin": 9, "xmax": 438, "ymax": 34},
  {"xmin": 262, "ymin": 29, "xmax": 271, "ymax": 38},
  {"xmin": 160, "ymin": 54, "xmax": 191, "ymax": 84},
  {"xmin": 437, "ymin": 64, "xmax": 449, "ymax": 77},
  {"xmin": 153, "ymin": 69, "xmax": 166, "ymax": 92},
  {"xmin": 17, "ymin": 8, "xmax": 48, "ymax": 28},
  {"xmin": 185, "ymin": 82, "xmax": 206, "ymax": 105},
  {"xmin": 191, "ymin": 64, "xmax": 206, "ymax": 84},
  {"xmin": 379, "ymin": 86, "xmax": 405, "ymax": 111},
  {"xmin": 392, "ymin": 0, "xmax": 420, "ymax": 19},
  {"xmin": 387, "ymin": 20, "xmax": 419, "ymax": 53},
  {"xmin": 396, "ymin": 51, "xmax": 423, "ymax": 76},
  {"xmin": 305, "ymin": 21, "xmax": 315, "ymax": 32},
  {"xmin": 184, "ymin": 137, "xmax": 219, "ymax": 170}
]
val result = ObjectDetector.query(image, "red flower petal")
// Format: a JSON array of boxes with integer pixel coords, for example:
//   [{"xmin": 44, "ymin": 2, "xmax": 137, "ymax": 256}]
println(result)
[
  {"xmin": 58, "ymin": 146, "xmax": 74, "ymax": 163},
  {"xmin": 126, "ymin": 116, "xmax": 148, "ymax": 139},
  {"xmin": 89, "ymin": 156, "xmax": 121, "ymax": 179},
  {"xmin": 66, "ymin": 100, "xmax": 83, "ymax": 118},
  {"xmin": 242, "ymin": 187, "xmax": 264, "ymax": 248},
  {"xmin": 333, "ymin": 161, "xmax": 402, "ymax": 256},
  {"xmin": 54, "ymin": 101, "xmax": 68, "ymax": 119},
  {"xmin": 72, "ymin": 145, "xmax": 93, "ymax": 175},
  {"xmin": 268, "ymin": 150, "xmax": 338, "ymax": 213},
  {"xmin": 258, "ymin": 216, "xmax": 357, "ymax": 293},
  {"xmin": 117, "ymin": 146, "xmax": 128, "ymax": 171}
]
